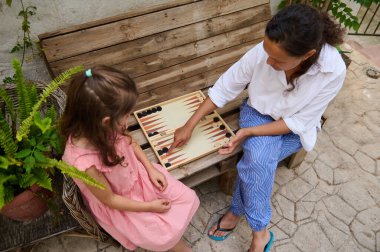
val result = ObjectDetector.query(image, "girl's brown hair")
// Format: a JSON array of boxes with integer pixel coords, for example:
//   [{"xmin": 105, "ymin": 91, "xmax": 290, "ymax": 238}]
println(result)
[{"xmin": 60, "ymin": 66, "xmax": 138, "ymax": 166}]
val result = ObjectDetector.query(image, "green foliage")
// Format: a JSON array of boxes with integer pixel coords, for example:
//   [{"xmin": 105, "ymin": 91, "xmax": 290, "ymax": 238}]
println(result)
[
  {"xmin": 0, "ymin": 59, "xmax": 104, "ymax": 209},
  {"xmin": 277, "ymin": 0, "xmax": 379, "ymax": 32},
  {"xmin": 6, "ymin": 0, "xmax": 37, "ymax": 66}
]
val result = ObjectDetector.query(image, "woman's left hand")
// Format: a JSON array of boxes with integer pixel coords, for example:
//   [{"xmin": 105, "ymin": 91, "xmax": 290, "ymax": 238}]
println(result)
[
  {"xmin": 219, "ymin": 128, "xmax": 248, "ymax": 155},
  {"xmin": 148, "ymin": 167, "xmax": 168, "ymax": 192}
]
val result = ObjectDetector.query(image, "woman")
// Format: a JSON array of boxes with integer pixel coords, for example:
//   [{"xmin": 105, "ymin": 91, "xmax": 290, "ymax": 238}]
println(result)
[{"xmin": 169, "ymin": 4, "xmax": 346, "ymax": 252}]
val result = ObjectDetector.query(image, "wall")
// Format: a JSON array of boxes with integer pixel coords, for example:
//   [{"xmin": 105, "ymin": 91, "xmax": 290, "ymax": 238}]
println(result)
[{"xmin": 0, "ymin": 0, "xmax": 178, "ymax": 83}]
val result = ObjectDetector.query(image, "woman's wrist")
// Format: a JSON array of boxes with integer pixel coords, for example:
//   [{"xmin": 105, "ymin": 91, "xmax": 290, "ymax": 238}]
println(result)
[{"xmin": 241, "ymin": 127, "xmax": 256, "ymax": 137}]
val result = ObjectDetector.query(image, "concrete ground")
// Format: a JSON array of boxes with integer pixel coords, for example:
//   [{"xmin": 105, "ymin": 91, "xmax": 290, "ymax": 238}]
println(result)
[{"xmin": 22, "ymin": 41, "xmax": 380, "ymax": 252}]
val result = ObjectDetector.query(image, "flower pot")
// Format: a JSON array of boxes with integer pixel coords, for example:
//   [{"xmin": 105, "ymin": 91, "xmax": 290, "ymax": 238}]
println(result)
[{"xmin": 0, "ymin": 185, "xmax": 52, "ymax": 221}]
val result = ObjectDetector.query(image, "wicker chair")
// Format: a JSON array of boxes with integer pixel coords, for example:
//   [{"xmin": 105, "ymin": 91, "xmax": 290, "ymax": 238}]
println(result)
[{"xmin": 62, "ymin": 174, "xmax": 114, "ymax": 242}]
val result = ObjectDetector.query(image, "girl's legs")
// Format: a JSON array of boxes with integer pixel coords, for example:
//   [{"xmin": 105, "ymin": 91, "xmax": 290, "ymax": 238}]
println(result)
[{"xmin": 170, "ymin": 239, "xmax": 192, "ymax": 252}]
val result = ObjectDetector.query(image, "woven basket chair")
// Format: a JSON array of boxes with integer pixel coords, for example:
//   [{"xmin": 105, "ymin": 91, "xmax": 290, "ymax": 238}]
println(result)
[{"xmin": 62, "ymin": 174, "xmax": 114, "ymax": 243}]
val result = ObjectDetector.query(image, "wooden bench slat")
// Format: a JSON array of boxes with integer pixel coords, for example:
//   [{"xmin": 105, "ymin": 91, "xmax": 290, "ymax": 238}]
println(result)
[
  {"xmin": 133, "ymin": 38, "xmax": 263, "ymax": 93},
  {"xmin": 120, "ymin": 24, "xmax": 266, "ymax": 80},
  {"xmin": 134, "ymin": 65, "xmax": 228, "ymax": 110},
  {"xmin": 38, "ymin": 0, "xmax": 197, "ymax": 39},
  {"xmin": 48, "ymin": 4, "xmax": 270, "ymax": 77},
  {"xmin": 41, "ymin": 0, "xmax": 268, "ymax": 63}
]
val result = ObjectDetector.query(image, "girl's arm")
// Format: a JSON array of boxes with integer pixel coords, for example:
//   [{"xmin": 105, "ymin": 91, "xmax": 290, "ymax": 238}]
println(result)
[
  {"xmin": 84, "ymin": 166, "xmax": 170, "ymax": 212},
  {"xmin": 130, "ymin": 140, "xmax": 168, "ymax": 191}
]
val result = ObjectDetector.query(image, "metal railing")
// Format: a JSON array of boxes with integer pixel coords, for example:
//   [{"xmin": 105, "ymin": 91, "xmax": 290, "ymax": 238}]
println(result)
[{"xmin": 349, "ymin": 2, "xmax": 380, "ymax": 36}]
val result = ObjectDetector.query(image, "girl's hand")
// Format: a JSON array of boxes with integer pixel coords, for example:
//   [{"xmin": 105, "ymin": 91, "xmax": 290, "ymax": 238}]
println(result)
[
  {"xmin": 148, "ymin": 168, "xmax": 168, "ymax": 192},
  {"xmin": 169, "ymin": 125, "xmax": 193, "ymax": 153},
  {"xmin": 149, "ymin": 199, "xmax": 171, "ymax": 213},
  {"xmin": 219, "ymin": 128, "xmax": 248, "ymax": 155}
]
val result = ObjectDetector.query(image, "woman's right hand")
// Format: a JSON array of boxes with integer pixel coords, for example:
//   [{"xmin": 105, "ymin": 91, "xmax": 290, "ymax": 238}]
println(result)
[
  {"xmin": 168, "ymin": 125, "xmax": 193, "ymax": 153},
  {"xmin": 149, "ymin": 199, "xmax": 171, "ymax": 213}
]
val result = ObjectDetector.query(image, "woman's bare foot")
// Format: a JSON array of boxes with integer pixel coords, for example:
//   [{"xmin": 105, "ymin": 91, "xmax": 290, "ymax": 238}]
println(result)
[
  {"xmin": 208, "ymin": 210, "xmax": 240, "ymax": 238},
  {"xmin": 171, "ymin": 238, "xmax": 192, "ymax": 252},
  {"xmin": 248, "ymin": 229, "xmax": 270, "ymax": 252}
]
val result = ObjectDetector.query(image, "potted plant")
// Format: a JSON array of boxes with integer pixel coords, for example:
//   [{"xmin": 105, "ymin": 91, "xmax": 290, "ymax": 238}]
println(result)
[{"xmin": 0, "ymin": 58, "xmax": 103, "ymax": 221}]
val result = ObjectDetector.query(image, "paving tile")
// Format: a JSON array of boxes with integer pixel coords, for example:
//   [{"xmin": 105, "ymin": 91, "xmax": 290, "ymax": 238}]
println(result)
[
  {"xmin": 354, "ymin": 151, "xmax": 376, "ymax": 174},
  {"xmin": 199, "ymin": 192, "xmax": 231, "ymax": 214},
  {"xmin": 279, "ymin": 177, "xmax": 313, "ymax": 202},
  {"xmin": 360, "ymin": 143, "xmax": 380, "ymax": 160},
  {"xmin": 331, "ymin": 135, "xmax": 359, "ymax": 155},
  {"xmin": 190, "ymin": 205, "xmax": 211, "ymax": 234},
  {"xmin": 273, "ymin": 194, "xmax": 294, "ymax": 222},
  {"xmin": 59, "ymin": 236, "xmax": 97, "ymax": 252},
  {"xmin": 337, "ymin": 181, "xmax": 376, "ymax": 211},
  {"xmin": 30, "ymin": 237, "xmax": 66, "ymax": 252},
  {"xmin": 333, "ymin": 162, "xmax": 357, "ymax": 185},
  {"xmin": 295, "ymin": 201, "xmax": 315, "ymax": 221},
  {"xmin": 276, "ymin": 219, "xmax": 297, "ymax": 237},
  {"xmin": 274, "ymin": 242, "xmax": 302, "ymax": 252},
  {"xmin": 293, "ymin": 222, "xmax": 335, "ymax": 252},
  {"xmin": 317, "ymin": 212, "xmax": 349, "ymax": 249},
  {"xmin": 355, "ymin": 207, "xmax": 380, "ymax": 232},
  {"xmin": 350, "ymin": 219, "xmax": 376, "ymax": 251},
  {"xmin": 184, "ymin": 223, "xmax": 202, "ymax": 245},
  {"xmin": 322, "ymin": 195, "xmax": 357, "ymax": 225},
  {"xmin": 313, "ymin": 160, "xmax": 333, "ymax": 185},
  {"xmin": 275, "ymin": 166, "xmax": 296, "ymax": 186},
  {"xmin": 301, "ymin": 188, "xmax": 327, "ymax": 202},
  {"xmin": 196, "ymin": 178, "xmax": 220, "ymax": 195}
]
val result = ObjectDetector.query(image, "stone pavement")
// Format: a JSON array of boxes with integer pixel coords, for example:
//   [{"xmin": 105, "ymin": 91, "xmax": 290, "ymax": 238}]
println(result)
[{"xmin": 25, "ymin": 46, "xmax": 380, "ymax": 252}]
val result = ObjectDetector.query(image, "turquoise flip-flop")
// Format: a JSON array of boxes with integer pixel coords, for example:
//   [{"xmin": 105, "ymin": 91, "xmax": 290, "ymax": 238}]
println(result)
[
  {"xmin": 208, "ymin": 216, "xmax": 236, "ymax": 241},
  {"xmin": 264, "ymin": 231, "xmax": 275, "ymax": 252}
]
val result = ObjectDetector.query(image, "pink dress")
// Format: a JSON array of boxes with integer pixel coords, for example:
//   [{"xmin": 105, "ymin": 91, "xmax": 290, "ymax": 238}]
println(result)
[{"xmin": 62, "ymin": 135, "xmax": 199, "ymax": 251}]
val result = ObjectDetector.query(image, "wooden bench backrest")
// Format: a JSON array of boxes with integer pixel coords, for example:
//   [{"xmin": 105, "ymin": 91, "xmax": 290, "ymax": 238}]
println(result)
[{"xmin": 39, "ymin": 0, "xmax": 271, "ymax": 111}]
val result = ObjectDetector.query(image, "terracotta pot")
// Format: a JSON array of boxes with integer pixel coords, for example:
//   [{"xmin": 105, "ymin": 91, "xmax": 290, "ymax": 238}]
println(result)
[{"xmin": 0, "ymin": 185, "xmax": 52, "ymax": 221}]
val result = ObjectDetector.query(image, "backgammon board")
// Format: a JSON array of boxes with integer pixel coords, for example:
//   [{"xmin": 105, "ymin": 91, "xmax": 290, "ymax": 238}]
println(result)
[{"xmin": 134, "ymin": 91, "xmax": 235, "ymax": 171}]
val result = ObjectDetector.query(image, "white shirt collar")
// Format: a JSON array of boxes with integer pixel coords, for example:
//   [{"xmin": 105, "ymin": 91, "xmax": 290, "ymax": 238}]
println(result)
[{"xmin": 307, "ymin": 44, "xmax": 336, "ymax": 75}]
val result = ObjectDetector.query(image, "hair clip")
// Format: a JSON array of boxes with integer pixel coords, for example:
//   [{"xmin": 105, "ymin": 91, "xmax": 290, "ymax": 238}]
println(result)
[{"xmin": 85, "ymin": 69, "xmax": 92, "ymax": 77}]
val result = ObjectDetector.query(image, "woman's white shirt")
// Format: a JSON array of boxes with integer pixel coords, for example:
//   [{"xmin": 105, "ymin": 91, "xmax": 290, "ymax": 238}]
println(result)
[{"xmin": 208, "ymin": 41, "xmax": 346, "ymax": 151}]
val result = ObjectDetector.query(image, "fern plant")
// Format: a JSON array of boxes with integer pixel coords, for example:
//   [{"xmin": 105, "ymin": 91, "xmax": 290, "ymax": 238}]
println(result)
[{"xmin": 0, "ymin": 58, "xmax": 104, "ymax": 209}]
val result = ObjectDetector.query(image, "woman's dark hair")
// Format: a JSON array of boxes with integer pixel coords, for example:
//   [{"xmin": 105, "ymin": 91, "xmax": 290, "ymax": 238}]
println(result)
[
  {"xmin": 60, "ymin": 66, "xmax": 138, "ymax": 166},
  {"xmin": 265, "ymin": 4, "xmax": 345, "ymax": 90}
]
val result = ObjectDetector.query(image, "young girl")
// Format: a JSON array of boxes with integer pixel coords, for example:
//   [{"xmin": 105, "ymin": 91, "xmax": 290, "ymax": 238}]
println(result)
[
  {"xmin": 60, "ymin": 66, "xmax": 199, "ymax": 252},
  {"xmin": 170, "ymin": 4, "xmax": 346, "ymax": 252}
]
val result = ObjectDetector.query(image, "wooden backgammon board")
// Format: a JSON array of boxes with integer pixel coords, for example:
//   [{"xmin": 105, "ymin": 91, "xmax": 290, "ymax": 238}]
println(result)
[{"xmin": 134, "ymin": 91, "xmax": 235, "ymax": 171}]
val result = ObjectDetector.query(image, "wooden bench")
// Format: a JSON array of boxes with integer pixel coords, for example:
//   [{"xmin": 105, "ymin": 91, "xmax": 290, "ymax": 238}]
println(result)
[
  {"xmin": 38, "ymin": 0, "xmax": 277, "ymax": 187},
  {"xmin": 0, "ymin": 1, "xmax": 308, "ymax": 250}
]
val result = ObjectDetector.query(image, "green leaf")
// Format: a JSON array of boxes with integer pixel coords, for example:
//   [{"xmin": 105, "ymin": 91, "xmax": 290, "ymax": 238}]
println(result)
[
  {"xmin": 0, "ymin": 174, "xmax": 16, "ymax": 209},
  {"xmin": 15, "ymin": 149, "xmax": 32, "ymax": 158},
  {"xmin": 277, "ymin": 0, "xmax": 287, "ymax": 10},
  {"xmin": 34, "ymin": 150, "xmax": 47, "ymax": 163},
  {"xmin": 0, "ymin": 156, "xmax": 10, "ymax": 169},
  {"xmin": 6, "ymin": 0, "xmax": 12, "ymax": 7},
  {"xmin": 28, "ymin": 137, "xmax": 37, "ymax": 146},
  {"xmin": 47, "ymin": 159, "xmax": 105, "ymax": 189},
  {"xmin": 16, "ymin": 65, "xmax": 84, "ymax": 141},
  {"xmin": 32, "ymin": 167, "xmax": 52, "ymax": 191},
  {"xmin": 34, "ymin": 112, "xmax": 52, "ymax": 133},
  {"xmin": 352, "ymin": 22, "xmax": 360, "ymax": 32},
  {"xmin": 23, "ymin": 156, "xmax": 35, "ymax": 173},
  {"xmin": 36, "ymin": 143, "xmax": 49, "ymax": 152}
]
